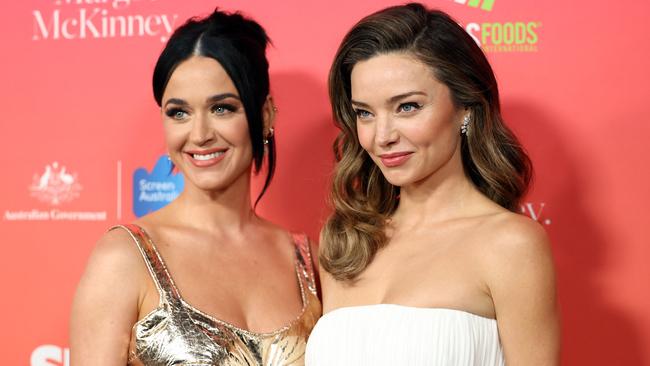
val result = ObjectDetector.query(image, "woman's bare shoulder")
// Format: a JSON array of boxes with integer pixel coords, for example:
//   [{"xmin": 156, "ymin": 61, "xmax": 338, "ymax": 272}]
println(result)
[
  {"xmin": 476, "ymin": 211, "xmax": 550, "ymax": 255},
  {"xmin": 473, "ymin": 211, "xmax": 556, "ymax": 298},
  {"xmin": 78, "ymin": 225, "xmax": 150, "ymax": 294}
]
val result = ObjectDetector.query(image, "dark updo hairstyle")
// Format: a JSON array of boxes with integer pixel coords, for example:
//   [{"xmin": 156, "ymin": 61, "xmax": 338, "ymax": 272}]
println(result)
[
  {"xmin": 152, "ymin": 9, "xmax": 274, "ymax": 205},
  {"xmin": 321, "ymin": 3, "xmax": 532, "ymax": 281}
]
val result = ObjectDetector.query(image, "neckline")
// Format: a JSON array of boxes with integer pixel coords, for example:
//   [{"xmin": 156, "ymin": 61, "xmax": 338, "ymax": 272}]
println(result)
[
  {"xmin": 135, "ymin": 224, "xmax": 310, "ymax": 337},
  {"xmin": 323, "ymin": 303, "xmax": 497, "ymax": 322}
]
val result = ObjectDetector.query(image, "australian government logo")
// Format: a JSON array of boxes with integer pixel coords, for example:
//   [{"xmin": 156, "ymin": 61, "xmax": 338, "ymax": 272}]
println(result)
[
  {"xmin": 32, "ymin": 0, "xmax": 179, "ymax": 42},
  {"xmin": 3, "ymin": 162, "xmax": 107, "ymax": 221},
  {"xmin": 133, "ymin": 155, "xmax": 184, "ymax": 218}
]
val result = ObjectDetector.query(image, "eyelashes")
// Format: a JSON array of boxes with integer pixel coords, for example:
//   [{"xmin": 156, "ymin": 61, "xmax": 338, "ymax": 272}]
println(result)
[
  {"xmin": 353, "ymin": 102, "xmax": 423, "ymax": 120},
  {"xmin": 165, "ymin": 108, "xmax": 187, "ymax": 120},
  {"xmin": 211, "ymin": 103, "xmax": 238, "ymax": 114},
  {"xmin": 398, "ymin": 102, "xmax": 422, "ymax": 113},
  {"xmin": 164, "ymin": 103, "xmax": 240, "ymax": 121},
  {"xmin": 354, "ymin": 109, "xmax": 372, "ymax": 119}
]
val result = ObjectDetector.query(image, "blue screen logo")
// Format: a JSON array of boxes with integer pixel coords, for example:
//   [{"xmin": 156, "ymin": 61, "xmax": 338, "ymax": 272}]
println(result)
[{"xmin": 133, "ymin": 155, "xmax": 184, "ymax": 218}]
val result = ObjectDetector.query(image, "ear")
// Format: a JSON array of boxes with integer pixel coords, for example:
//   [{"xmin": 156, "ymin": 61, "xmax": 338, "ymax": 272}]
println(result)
[{"xmin": 262, "ymin": 95, "xmax": 276, "ymax": 136}]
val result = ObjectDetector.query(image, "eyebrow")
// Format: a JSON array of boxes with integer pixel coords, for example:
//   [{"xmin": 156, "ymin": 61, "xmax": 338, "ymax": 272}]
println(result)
[
  {"xmin": 164, "ymin": 93, "xmax": 241, "ymax": 108},
  {"xmin": 351, "ymin": 91, "xmax": 427, "ymax": 108},
  {"xmin": 206, "ymin": 93, "xmax": 240, "ymax": 103}
]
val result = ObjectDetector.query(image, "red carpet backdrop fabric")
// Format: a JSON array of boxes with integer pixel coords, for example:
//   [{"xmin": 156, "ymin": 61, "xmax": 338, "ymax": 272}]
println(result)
[{"xmin": 1, "ymin": 0, "xmax": 648, "ymax": 364}]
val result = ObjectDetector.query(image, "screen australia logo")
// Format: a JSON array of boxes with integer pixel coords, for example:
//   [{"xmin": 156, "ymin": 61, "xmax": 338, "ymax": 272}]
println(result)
[
  {"xmin": 133, "ymin": 155, "xmax": 184, "ymax": 218},
  {"xmin": 32, "ymin": 0, "xmax": 179, "ymax": 42}
]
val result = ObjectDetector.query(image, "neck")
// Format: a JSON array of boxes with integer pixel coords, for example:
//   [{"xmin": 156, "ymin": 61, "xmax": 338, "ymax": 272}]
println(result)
[
  {"xmin": 393, "ymin": 146, "xmax": 480, "ymax": 227},
  {"xmin": 172, "ymin": 170, "xmax": 258, "ymax": 235},
  {"xmin": 397, "ymin": 172, "xmax": 475, "ymax": 222}
]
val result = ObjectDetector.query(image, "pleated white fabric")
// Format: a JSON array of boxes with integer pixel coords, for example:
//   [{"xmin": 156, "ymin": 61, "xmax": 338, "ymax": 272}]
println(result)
[{"xmin": 306, "ymin": 304, "xmax": 505, "ymax": 366}]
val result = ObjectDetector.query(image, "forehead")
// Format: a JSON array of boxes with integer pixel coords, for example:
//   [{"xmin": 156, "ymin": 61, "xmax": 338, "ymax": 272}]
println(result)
[
  {"xmin": 163, "ymin": 56, "xmax": 238, "ymax": 99},
  {"xmin": 350, "ymin": 52, "xmax": 439, "ymax": 101}
]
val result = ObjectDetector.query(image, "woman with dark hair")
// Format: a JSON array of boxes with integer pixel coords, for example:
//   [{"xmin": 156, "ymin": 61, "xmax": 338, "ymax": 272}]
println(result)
[
  {"xmin": 70, "ymin": 9, "xmax": 320, "ymax": 365},
  {"xmin": 307, "ymin": 3, "xmax": 559, "ymax": 365}
]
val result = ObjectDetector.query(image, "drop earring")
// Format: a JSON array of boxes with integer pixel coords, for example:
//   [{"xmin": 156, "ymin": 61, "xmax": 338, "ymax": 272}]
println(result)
[
  {"xmin": 263, "ymin": 127, "xmax": 275, "ymax": 145},
  {"xmin": 461, "ymin": 114, "xmax": 470, "ymax": 135}
]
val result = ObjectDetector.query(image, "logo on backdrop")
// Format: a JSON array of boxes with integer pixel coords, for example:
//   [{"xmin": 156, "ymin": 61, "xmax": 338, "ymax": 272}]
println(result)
[
  {"xmin": 448, "ymin": 0, "xmax": 542, "ymax": 53},
  {"xmin": 466, "ymin": 21, "xmax": 542, "ymax": 53},
  {"xmin": 32, "ymin": 0, "xmax": 179, "ymax": 42},
  {"xmin": 31, "ymin": 344, "xmax": 69, "ymax": 366},
  {"xmin": 133, "ymin": 155, "xmax": 184, "ymax": 218},
  {"xmin": 451, "ymin": 0, "xmax": 495, "ymax": 12},
  {"xmin": 3, "ymin": 162, "xmax": 107, "ymax": 221},
  {"xmin": 521, "ymin": 202, "xmax": 551, "ymax": 225},
  {"xmin": 29, "ymin": 162, "xmax": 82, "ymax": 205}
]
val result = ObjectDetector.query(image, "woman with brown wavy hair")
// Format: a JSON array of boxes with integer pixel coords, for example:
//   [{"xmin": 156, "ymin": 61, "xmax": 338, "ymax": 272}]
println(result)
[{"xmin": 306, "ymin": 3, "xmax": 559, "ymax": 365}]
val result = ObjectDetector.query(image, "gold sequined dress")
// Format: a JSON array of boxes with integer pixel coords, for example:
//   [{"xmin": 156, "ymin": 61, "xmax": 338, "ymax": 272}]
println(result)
[{"xmin": 113, "ymin": 224, "xmax": 321, "ymax": 366}]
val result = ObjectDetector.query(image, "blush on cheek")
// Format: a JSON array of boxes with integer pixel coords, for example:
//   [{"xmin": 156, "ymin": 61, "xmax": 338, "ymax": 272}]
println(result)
[{"xmin": 356, "ymin": 125, "xmax": 375, "ymax": 152}]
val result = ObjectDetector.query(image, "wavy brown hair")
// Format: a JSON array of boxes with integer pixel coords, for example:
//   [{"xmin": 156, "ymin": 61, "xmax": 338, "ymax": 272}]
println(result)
[{"xmin": 321, "ymin": 3, "xmax": 532, "ymax": 281}]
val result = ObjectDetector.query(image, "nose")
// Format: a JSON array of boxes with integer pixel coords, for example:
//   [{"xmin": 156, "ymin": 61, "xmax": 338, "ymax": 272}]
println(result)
[
  {"xmin": 375, "ymin": 114, "xmax": 399, "ymax": 147},
  {"xmin": 189, "ymin": 112, "xmax": 216, "ymax": 146}
]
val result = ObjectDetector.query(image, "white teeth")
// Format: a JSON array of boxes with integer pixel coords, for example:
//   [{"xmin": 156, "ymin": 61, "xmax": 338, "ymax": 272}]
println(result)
[{"xmin": 192, "ymin": 151, "xmax": 224, "ymax": 160}]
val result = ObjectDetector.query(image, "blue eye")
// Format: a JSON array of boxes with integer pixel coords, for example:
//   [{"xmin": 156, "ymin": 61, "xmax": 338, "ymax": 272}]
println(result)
[
  {"xmin": 355, "ymin": 109, "xmax": 372, "ymax": 119},
  {"xmin": 212, "ymin": 104, "xmax": 237, "ymax": 115},
  {"xmin": 165, "ymin": 108, "xmax": 188, "ymax": 120},
  {"xmin": 398, "ymin": 102, "xmax": 421, "ymax": 113}
]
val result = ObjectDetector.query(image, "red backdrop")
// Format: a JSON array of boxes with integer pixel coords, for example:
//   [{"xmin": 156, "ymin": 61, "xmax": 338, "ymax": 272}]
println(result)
[{"xmin": 1, "ymin": 0, "xmax": 649, "ymax": 364}]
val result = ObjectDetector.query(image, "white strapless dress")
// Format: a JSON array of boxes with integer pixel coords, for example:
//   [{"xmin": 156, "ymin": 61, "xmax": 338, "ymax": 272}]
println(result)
[{"xmin": 305, "ymin": 304, "xmax": 505, "ymax": 366}]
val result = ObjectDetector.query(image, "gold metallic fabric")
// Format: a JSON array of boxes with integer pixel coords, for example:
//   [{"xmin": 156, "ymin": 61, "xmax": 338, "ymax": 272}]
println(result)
[{"xmin": 112, "ymin": 224, "xmax": 321, "ymax": 366}]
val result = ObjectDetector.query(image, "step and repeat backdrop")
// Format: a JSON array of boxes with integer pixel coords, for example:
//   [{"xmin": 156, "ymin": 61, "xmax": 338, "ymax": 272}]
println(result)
[{"xmin": 1, "ymin": 0, "xmax": 648, "ymax": 364}]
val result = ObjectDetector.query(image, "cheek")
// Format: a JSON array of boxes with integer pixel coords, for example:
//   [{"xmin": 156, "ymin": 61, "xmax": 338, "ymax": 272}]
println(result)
[
  {"xmin": 162, "ymin": 123, "xmax": 187, "ymax": 149},
  {"xmin": 356, "ymin": 122, "xmax": 374, "ymax": 151},
  {"xmin": 407, "ymin": 113, "xmax": 456, "ymax": 148},
  {"xmin": 222, "ymin": 118, "xmax": 253, "ymax": 150}
]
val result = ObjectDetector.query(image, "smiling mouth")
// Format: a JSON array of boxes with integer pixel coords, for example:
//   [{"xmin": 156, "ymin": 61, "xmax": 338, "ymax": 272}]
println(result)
[
  {"xmin": 379, "ymin": 152, "xmax": 413, "ymax": 167},
  {"xmin": 185, "ymin": 148, "xmax": 228, "ymax": 167},
  {"xmin": 192, "ymin": 151, "xmax": 225, "ymax": 161}
]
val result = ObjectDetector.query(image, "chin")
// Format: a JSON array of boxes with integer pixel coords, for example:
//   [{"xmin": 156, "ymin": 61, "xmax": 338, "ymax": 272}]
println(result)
[
  {"xmin": 186, "ymin": 167, "xmax": 250, "ymax": 193},
  {"xmin": 184, "ymin": 174, "xmax": 231, "ymax": 192},
  {"xmin": 379, "ymin": 171, "xmax": 413, "ymax": 187}
]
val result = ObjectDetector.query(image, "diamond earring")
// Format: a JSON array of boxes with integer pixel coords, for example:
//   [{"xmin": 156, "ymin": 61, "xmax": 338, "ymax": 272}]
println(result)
[
  {"xmin": 263, "ymin": 127, "xmax": 274, "ymax": 145},
  {"xmin": 461, "ymin": 114, "xmax": 470, "ymax": 135}
]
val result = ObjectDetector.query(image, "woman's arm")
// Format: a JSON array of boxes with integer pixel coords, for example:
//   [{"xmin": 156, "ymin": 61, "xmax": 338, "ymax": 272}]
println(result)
[
  {"xmin": 70, "ymin": 229, "xmax": 144, "ymax": 365},
  {"xmin": 487, "ymin": 217, "xmax": 561, "ymax": 365}
]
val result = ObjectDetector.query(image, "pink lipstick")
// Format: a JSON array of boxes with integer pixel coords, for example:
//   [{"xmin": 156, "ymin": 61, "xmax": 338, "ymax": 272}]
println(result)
[
  {"xmin": 184, "ymin": 147, "xmax": 228, "ymax": 167},
  {"xmin": 379, "ymin": 152, "xmax": 413, "ymax": 167}
]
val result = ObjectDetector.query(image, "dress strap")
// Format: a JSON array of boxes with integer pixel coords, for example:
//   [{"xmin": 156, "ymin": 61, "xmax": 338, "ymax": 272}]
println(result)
[
  {"xmin": 292, "ymin": 233, "xmax": 317, "ymax": 296},
  {"xmin": 109, "ymin": 224, "xmax": 181, "ymax": 302}
]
